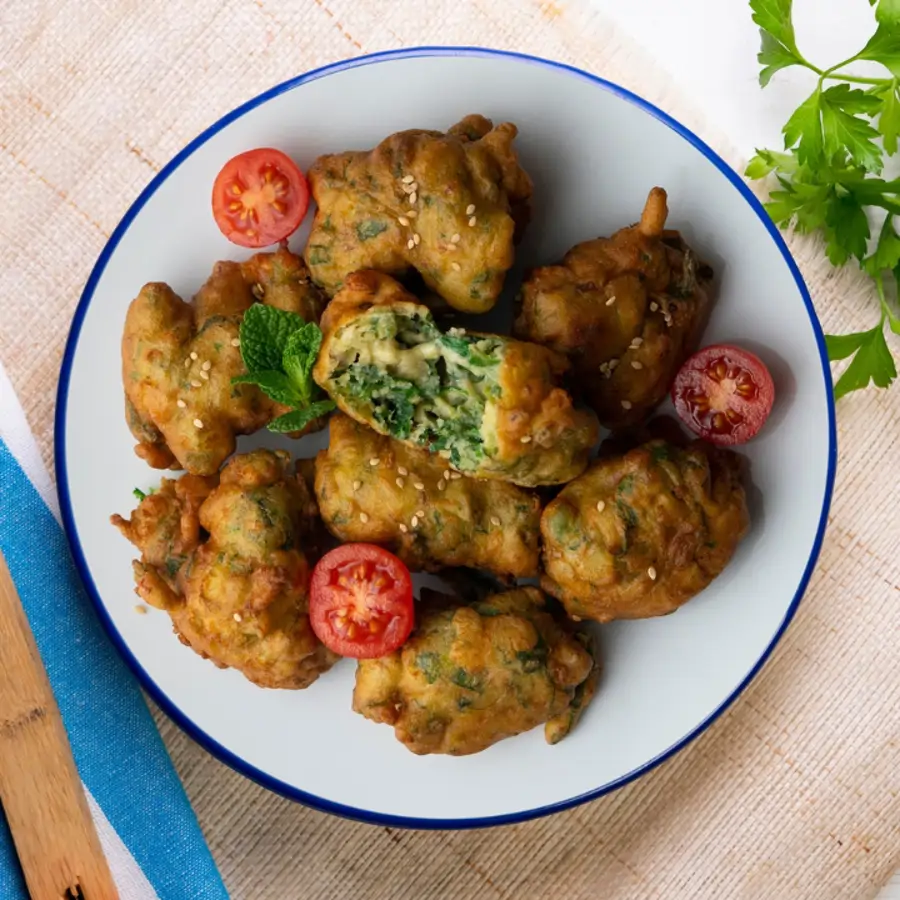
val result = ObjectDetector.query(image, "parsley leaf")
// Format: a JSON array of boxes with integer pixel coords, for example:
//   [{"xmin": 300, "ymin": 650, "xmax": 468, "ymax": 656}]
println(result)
[
  {"xmin": 782, "ymin": 88, "xmax": 824, "ymax": 165},
  {"xmin": 133, "ymin": 487, "xmax": 147, "ymax": 501},
  {"xmin": 865, "ymin": 216, "xmax": 900, "ymax": 275},
  {"xmin": 820, "ymin": 85, "xmax": 883, "ymax": 172},
  {"xmin": 860, "ymin": 23, "xmax": 900, "ymax": 72},
  {"xmin": 750, "ymin": 0, "xmax": 800, "ymax": 57},
  {"xmin": 877, "ymin": 83, "xmax": 900, "ymax": 154},
  {"xmin": 827, "ymin": 324, "xmax": 897, "ymax": 398}
]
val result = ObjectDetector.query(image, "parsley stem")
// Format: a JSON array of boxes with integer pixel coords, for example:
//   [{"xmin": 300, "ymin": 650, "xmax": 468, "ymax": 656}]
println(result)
[
  {"xmin": 867, "ymin": 198, "xmax": 900, "ymax": 217},
  {"xmin": 822, "ymin": 72, "xmax": 889, "ymax": 87}
]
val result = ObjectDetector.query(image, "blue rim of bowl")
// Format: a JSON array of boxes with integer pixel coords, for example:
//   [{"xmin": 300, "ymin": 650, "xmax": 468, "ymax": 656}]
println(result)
[{"xmin": 55, "ymin": 45, "xmax": 838, "ymax": 830}]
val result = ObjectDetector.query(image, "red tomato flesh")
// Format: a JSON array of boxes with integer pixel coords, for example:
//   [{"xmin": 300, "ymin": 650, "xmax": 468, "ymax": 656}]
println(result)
[
  {"xmin": 672, "ymin": 344, "xmax": 775, "ymax": 446},
  {"xmin": 211, "ymin": 148, "xmax": 309, "ymax": 248},
  {"xmin": 309, "ymin": 544, "xmax": 414, "ymax": 659}
]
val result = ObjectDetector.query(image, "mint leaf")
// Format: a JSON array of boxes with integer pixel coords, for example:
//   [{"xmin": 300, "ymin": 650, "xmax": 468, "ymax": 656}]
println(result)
[
  {"xmin": 783, "ymin": 88, "xmax": 824, "ymax": 165},
  {"xmin": 830, "ymin": 323, "xmax": 897, "ymax": 398},
  {"xmin": 268, "ymin": 399, "xmax": 336, "ymax": 434},
  {"xmin": 239, "ymin": 304, "xmax": 307, "ymax": 373},
  {"xmin": 878, "ymin": 85, "xmax": 900, "ymax": 154},
  {"xmin": 820, "ymin": 85, "xmax": 883, "ymax": 173},
  {"xmin": 750, "ymin": 0, "xmax": 799, "ymax": 55},
  {"xmin": 233, "ymin": 370, "xmax": 304, "ymax": 407},
  {"xmin": 282, "ymin": 323, "xmax": 324, "ymax": 405}
]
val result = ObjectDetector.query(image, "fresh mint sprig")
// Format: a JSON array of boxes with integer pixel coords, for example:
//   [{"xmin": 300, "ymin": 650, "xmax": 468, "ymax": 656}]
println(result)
[
  {"xmin": 232, "ymin": 305, "xmax": 335, "ymax": 432},
  {"xmin": 746, "ymin": 0, "xmax": 900, "ymax": 398}
]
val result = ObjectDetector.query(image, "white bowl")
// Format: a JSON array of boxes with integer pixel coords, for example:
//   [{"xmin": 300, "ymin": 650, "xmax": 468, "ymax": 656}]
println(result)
[{"xmin": 56, "ymin": 48, "xmax": 836, "ymax": 828}]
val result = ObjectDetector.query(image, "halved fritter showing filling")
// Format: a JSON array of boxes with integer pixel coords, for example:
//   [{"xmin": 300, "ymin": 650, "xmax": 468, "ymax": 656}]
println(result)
[
  {"xmin": 514, "ymin": 187, "xmax": 714, "ymax": 430},
  {"xmin": 315, "ymin": 413, "xmax": 541, "ymax": 578},
  {"xmin": 540, "ymin": 437, "xmax": 749, "ymax": 622},
  {"xmin": 121, "ymin": 246, "xmax": 329, "ymax": 475},
  {"xmin": 352, "ymin": 586, "xmax": 599, "ymax": 755},
  {"xmin": 314, "ymin": 271, "xmax": 599, "ymax": 487},
  {"xmin": 303, "ymin": 114, "xmax": 533, "ymax": 314},
  {"xmin": 111, "ymin": 449, "xmax": 338, "ymax": 689}
]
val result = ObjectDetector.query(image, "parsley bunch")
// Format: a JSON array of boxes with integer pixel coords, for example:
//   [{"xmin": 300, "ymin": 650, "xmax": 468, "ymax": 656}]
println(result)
[
  {"xmin": 746, "ymin": 0, "xmax": 900, "ymax": 397},
  {"xmin": 233, "ymin": 305, "xmax": 335, "ymax": 432}
]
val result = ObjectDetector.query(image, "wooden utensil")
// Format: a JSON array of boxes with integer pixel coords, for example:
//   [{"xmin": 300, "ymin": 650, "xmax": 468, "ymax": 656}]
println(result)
[{"xmin": 0, "ymin": 550, "xmax": 118, "ymax": 900}]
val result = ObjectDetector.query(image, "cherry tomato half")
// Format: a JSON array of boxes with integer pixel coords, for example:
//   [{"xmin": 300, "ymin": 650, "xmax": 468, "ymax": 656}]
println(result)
[
  {"xmin": 309, "ymin": 544, "xmax": 414, "ymax": 659},
  {"xmin": 211, "ymin": 148, "xmax": 309, "ymax": 248},
  {"xmin": 672, "ymin": 344, "xmax": 775, "ymax": 446}
]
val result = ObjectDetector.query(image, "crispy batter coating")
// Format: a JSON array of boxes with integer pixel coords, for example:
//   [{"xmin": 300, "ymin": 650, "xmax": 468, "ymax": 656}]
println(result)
[
  {"xmin": 540, "ymin": 439, "xmax": 749, "ymax": 622},
  {"xmin": 353, "ymin": 587, "xmax": 599, "ymax": 755},
  {"xmin": 314, "ymin": 271, "xmax": 599, "ymax": 487},
  {"xmin": 304, "ymin": 114, "xmax": 533, "ymax": 313},
  {"xmin": 122, "ymin": 247, "xmax": 328, "ymax": 475},
  {"xmin": 314, "ymin": 414, "xmax": 541, "ymax": 578},
  {"xmin": 111, "ymin": 449, "xmax": 337, "ymax": 689},
  {"xmin": 514, "ymin": 188, "xmax": 714, "ymax": 429}
]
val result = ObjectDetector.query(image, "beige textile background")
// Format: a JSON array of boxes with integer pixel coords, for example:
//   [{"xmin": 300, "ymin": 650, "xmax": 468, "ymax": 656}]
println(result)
[{"xmin": 2, "ymin": 1, "xmax": 899, "ymax": 897}]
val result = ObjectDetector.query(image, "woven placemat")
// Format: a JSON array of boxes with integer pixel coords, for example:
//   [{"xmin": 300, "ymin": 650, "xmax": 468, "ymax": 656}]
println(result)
[{"xmin": 2, "ymin": 1, "xmax": 899, "ymax": 897}]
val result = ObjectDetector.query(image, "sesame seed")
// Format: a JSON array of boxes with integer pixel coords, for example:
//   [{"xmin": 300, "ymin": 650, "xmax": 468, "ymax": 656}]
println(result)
[
  {"xmin": 450, "ymin": 233, "xmax": 461, "ymax": 243},
  {"xmin": 231, "ymin": 338, "xmax": 241, "ymax": 347},
  {"xmin": 490, "ymin": 516, "xmax": 501, "ymax": 527},
  {"xmin": 396, "ymin": 477, "xmax": 405, "ymax": 488},
  {"xmin": 650, "ymin": 302, "xmax": 659, "ymax": 312},
  {"xmin": 406, "ymin": 209, "xmax": 417, "ymax": 218},
  {"xmin": 369, "ymin": 458, "xmax": 380, "ymax": 467},
  {"xmin": 407, "ymin": 239, "xmax": 415, "ymax": 250},
  {"xmin": 360, "ymin": 513, "xmax": 369, "ymax": 523},
  {"xmin": 398, "ymin": 216, "xmax": 410, "ymax": 226},
  {"xmin": 251, "ymin": 283, "xmax": 264, "ymax": 300},
  {"xmin": 648, "ymin": 566, "xmax": 658, "ymax": 580},
  {"xmin": 201, "ymin": 360, "xmax": 211, "ymax": 371},
  {"xmin": 520, "ymin": 435, "xmax": 532, "ymax": 443},
  {"xmin": 466, "ymin": 203, "xmax": 476, "ymax": 215},
  {"xmin": 621, "ymin": 400, "xmax": 632, "ymax": 410},
  {"xmin": 233, "ymin": 612, "xmax": 242, "ymax": 622},
  {"xmin": 609, "ymin": 359, "xmax": 619, "ymax": 370},
  {"xmin": 416, "ymin": 509, "xmax": 425, "ymax": 518},
  {"xmin": 134, "ymin": 604, "xmax": 147, "ymax": 615},
  {"xmin": 401, "ymin": 174, "xmax": 415, "ymax": 184},
  {"xmin": 397, "ymin": 466, "xmax": 409, "ymax": 476},
  {"xmin": 450, "ymin": 472, "xmax": 462, "ymax": 480},
  {"xmin": 410, "ymin": 182, "xmax": 419, "ymax": 192},
  {"xmin": 413, "ymin": 233, "xmax": 421, "ymax": 245},
  {"xmin": 413, "ymin": 482, "xmax": 425, "ymax": 490},
  {"xmin": 402, "ymin": 183, "xmax": 414, "ymax": 194},
  {"xmin": 409, "ymin": 191, "xmax": 418, "ymax": 204},
  {"xmin": 191, "ymin": 380, "xmax": 202, "ymax": 388},
  {"xmin": 200, "ymin": 371, "xmax": 209, "ymax": 381},
  {"xmin": 596, "ymin": 500, "xmax": 606, "ymax": 513},
  {"xmin": 468, "ymin": 216, "xmax": 477, "ymax": 227},
  {"xmin": 451, "ymin": 262, "xmax": 461, "ymax": 272},
  {"xmin": 632, "ymin": 361, "xmax": 643, "ymax": 370},
  {"xmin": 442, "ymin": 470, "xmax": 451, "ymax": 480},
  {"xmin": 352, "ymin": 480, "xmax": 362, "ymax": 491},
  {"xmin": 630, "ymin": 337, "xmax": 643, "ymax": 349},
  {"xmin": 177, "ymin": 399, "xmax": 186, "ymax": 409},
  {"xmin": 190, "ymin": 351, "xmax": 198, "ymax": 361},
  {"xmin": 605, "ymin": 296, "xmax": 616, "ymax": 306},
  {"xmin": 438, "ymin": 481, "xmax": 446, "ymax": 490},
  {"xmin": 446, "ymin": 243, "xmax": 456, "ymax": 252},
  {"xmin": 410, "ymin": 516, "xmax": 419, "ymax": 528},
  {"xmin": 193, "ymin": 418, "xmax": 204, "ymax": 428},
  {"xmin": 184, "ymin": 358, "xmax": 191, "ymax": 368},
  {"xmin": 399, "ymin": 523, "xmax": 408, "ymax": 533}
]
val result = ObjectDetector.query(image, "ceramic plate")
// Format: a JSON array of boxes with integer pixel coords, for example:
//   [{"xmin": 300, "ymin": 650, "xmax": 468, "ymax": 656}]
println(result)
[{"xmin": 56, "ymin": 48, "xmax": 836, "ymax": 828}]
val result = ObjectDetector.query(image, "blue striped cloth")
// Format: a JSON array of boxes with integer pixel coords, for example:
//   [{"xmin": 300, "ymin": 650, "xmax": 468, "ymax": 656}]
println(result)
[{"xmin": 0, "ymin": 377, "xmax": 228, "ymax": 898}]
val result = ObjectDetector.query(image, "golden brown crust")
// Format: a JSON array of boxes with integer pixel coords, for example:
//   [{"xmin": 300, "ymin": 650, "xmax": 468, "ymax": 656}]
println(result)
[
  {"xmin": 304, "ymin": 115, "xmax": 533, "ymax": 313},
  {"xmin": 111, "ymin": 449, "xmax": 337, "ymax": 689},
  {"xmin": 540, "ymin": 439, "xmax": 749, "ymax": 622},
  {"xmin": 352, "ymin": 587, "xmax": 599, "ymax": 755},
  {"xmin": 514, "ymin": 187, "xmax": 714, "ymax": 429},
  {"xmin": 314, "ymin": 414, "xmax": 541, "ymax": 578},
  {"xmin": 122, "ymin": 247, "xmax": 328, "ymax": 476}
]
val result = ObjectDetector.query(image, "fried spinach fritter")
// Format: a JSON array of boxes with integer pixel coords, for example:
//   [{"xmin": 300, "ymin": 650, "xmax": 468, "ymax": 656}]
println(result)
[
  {"xmin": 315, "ymin": 413, "xmax": 541, "ymax": 578},
  {"xmin": 353, "ymin": 587, "xmax": 599, "ymax": 755},
  {"xmin": 514, "ymin": 187, "xmax": 714, "ymax": 429},
  {"xmin": 111, "ymin": 449, "xmax": 337, "ymax": 689},
  {"xmin": 304, "ymin": 114, "xmax": 533, "ymax": 313},
  {"xmin": 540, "ymin": 438, "xmax": 749, "ymax": 622},
  {"xmin": 122, "ymin": 247, "xmax": 328, "ymax": 475},
  {"xmin": 314, "ymin": 270, "xmax": 599, "ymax": 487}
]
